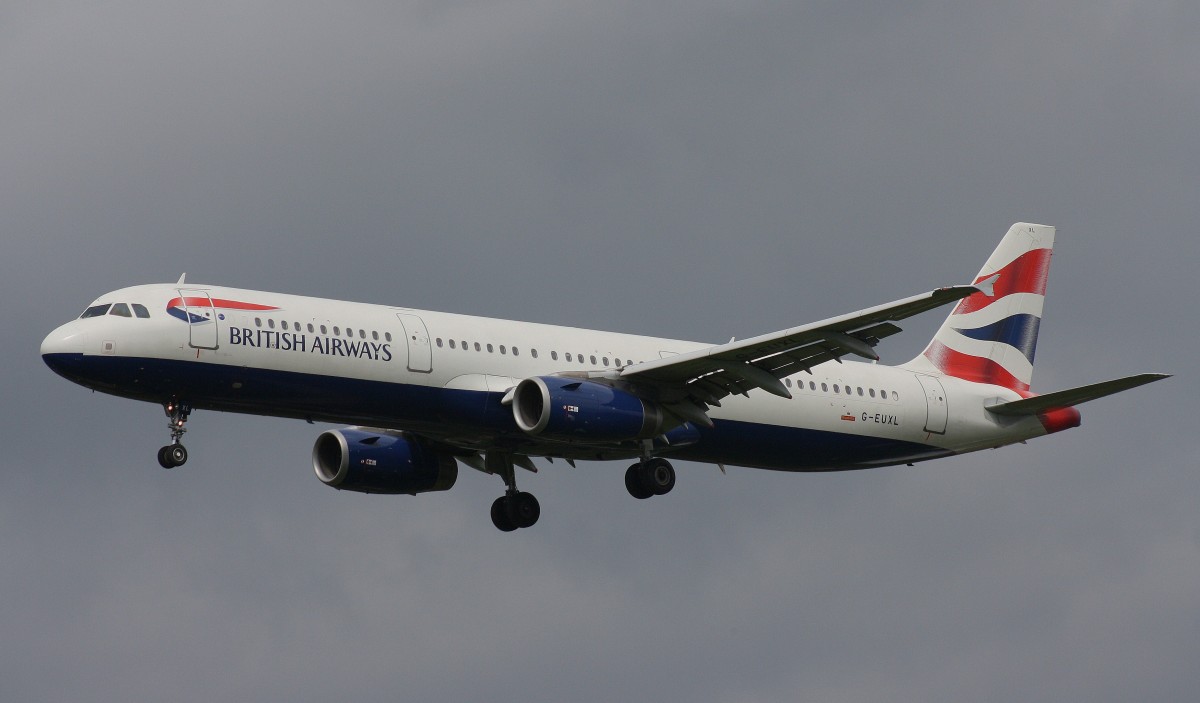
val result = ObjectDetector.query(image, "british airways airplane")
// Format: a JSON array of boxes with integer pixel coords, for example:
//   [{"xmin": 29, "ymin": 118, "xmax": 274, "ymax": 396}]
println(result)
[{"xmin": 41, "ymin": 223, "xmax": 1166, "ymax": 531}]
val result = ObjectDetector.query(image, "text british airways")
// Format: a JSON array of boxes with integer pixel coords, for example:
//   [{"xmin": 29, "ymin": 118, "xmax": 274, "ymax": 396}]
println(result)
[{"xmin": 228, "ymin": 328, "xmax": 393, "ymax": 361}]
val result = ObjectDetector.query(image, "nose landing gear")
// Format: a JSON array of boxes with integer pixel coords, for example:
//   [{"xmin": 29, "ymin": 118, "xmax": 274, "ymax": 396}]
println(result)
[{"xmin": 157, "ymin": 401, "xmax": 191, "ymax": 469}]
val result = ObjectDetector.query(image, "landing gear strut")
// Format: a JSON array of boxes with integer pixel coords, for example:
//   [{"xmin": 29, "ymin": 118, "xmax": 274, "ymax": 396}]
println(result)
[
  {"xmin": 625, "ymin": 457, "xmax": 675, "ymax": 499},
  {"xmin": 486, "ymin": 453, "xmax": 540, "ymax": 532},
  {"xmin": 157, "ymin": 401, "xmax": 191, "ymax": 469}
]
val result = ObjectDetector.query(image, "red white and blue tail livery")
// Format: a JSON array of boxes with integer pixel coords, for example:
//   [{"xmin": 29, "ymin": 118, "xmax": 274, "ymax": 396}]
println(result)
[
  {"xmin": 911, "ymin": 223, "xmax": 1052, "ymax": 392},
  {"xmin": 41, "ymin": 223, "xmax": 1168, "ymax": 531}
]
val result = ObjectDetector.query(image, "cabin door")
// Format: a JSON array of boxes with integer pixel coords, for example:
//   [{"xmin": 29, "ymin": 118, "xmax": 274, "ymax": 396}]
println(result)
[
  {"xmin": 396, "ymin": 313, "xmax": 432, "ymax": 373},
  {"xmin": 178, "ymin": 289, "xmax": 219, "ymax": 350},
  {"xmin": 916, "ymin": 375, "xmax": 948, "ymax": 434}
]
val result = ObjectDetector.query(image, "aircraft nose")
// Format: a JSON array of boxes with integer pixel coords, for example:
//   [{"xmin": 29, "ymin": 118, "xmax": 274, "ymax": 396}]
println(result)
[{"xmin": 41, "ymin": 322, "xmax": 89, "ymax": 377}]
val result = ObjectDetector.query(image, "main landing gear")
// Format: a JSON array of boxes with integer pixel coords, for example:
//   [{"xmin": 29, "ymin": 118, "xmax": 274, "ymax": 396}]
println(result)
[
  {"xmin": 486, "ymin": 453, "xmax": 540, "ymax": 532},
  {"xmin": 625, "ymin": 457, "xmax": 676, "ymax": 500},
  {"xmin": 157, "ymin": 401, "xmax": 191, "ymax": 469}
]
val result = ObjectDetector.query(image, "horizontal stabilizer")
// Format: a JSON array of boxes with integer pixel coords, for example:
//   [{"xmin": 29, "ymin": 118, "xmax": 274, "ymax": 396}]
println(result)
[{"xmin": 986, "ymin": 373, "xmax": 1170, "ymax": 416}]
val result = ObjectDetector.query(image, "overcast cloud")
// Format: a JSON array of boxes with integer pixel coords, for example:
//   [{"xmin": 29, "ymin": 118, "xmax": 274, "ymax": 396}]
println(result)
[{"xmin": 2, "ymin": 2, "xmax": 1196, "ymax": 702}]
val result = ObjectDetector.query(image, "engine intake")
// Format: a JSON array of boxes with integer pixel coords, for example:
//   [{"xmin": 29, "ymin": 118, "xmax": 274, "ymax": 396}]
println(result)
[
  {"xmin": 513, "ymin": 376, "xmax": 663, "ymax": 441},
  {"xmin": 313, "ymin": 428, "xmax": 458, "ymax": 495}
]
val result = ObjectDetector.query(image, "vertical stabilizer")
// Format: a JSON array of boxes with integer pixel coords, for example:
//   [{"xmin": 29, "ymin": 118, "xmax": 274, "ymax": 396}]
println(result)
[{"xmin": 905, "ymin": 223, "xmax": 1055, "ymax": 391}]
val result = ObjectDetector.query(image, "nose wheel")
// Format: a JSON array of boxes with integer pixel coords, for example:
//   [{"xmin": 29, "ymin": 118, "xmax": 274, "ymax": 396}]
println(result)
[{"xmin": 157, "ymin": 401, "xmax": 191, "ymax": 469}]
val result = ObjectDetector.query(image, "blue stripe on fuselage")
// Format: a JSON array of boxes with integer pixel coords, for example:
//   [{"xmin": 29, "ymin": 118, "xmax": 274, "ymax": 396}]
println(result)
[{"xmin": 41, "ymin": 353, "xmax": 943, "ymax": 471}]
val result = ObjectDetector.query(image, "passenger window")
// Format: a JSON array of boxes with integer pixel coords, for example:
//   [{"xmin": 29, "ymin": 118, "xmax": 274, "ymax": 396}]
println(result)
[
  {"xmin": 869, "ymin": 388, "xmax": 876, "ymax": 398},
  {"xmin": 268, "ymin": 319, "xmax": 275, "ymax": 329},
  {"xmin": 590, "ymin": 355, "xmax": 597, "ymax": 365},
  {"xmin": 449, "ymin": 340, "xmax": 456, "ymax": 349},
  {"xmin": 474, "ymin": 342, "xmax": 481, "ymax": 351},
  {"xmin": 602, "ymin": 357, "xmax": 609, "ymax": 366},
  {"xmin": 531, "ymin": 349, "xmax": 538, "ymax": 359},
  {"xmin": 80, "ymin": 304, "xmax": 111, "ymax": 319},
  {"xmin": 132, "ymin": 304, "xmax": 150, "ymax": 318},
  {"xmin": 436, "ymin": 338, "xmax": 443, "ymax": 348},
  {"xmin": 785, "ymin": 378, "xmax": 792, "ymax": 387},
  {"xmin": 345, "ymin": 328, "xmax": 353, "ymax": 337},
  {"xmin": 513, "ymin": 347, "xmax": 520, "ymax": 356},
  {"xmin": 833, "ymin": 384, "xmax": 840, "ymax": 393},
  {"xmin": 372, "ymin": 331, "xmax": 379, "ymax": 341},
  {"xmin": 333, "ymin": 327, "xmax": 340, "ymax": 335},
  {"xmin": 891, "ymin": 391, "xmax": 899, "ymax": 401},
  {"xmin": 320, "ymin": 325, "xmax": 328, "ymax": 334},
  {"xmin": 486, "ymin": 344, "xmax": 494, "ymax": 353},
  {"xmin": 460, "ymin": 341, "xmax": 467, "ymax": 350},
  {"xmin": 579, "ymin": 354, "xmax": 585, "ymax": 364},
  {"xmin": 359, "ymin": 329, "xmax": 366, "ymax": 339},
  {"xmin": 256, "ymin": 318, "xmax": 263, "ymax": 328},
  {"xmin": 551, "ymin": 351, "xmax": 558, "ymax": 360},
  {"xmin": 821, "ymin": 383, "xmax": 828, "ymax": 392},
  {"xmin": 308, "ymin": 323, "xmax": 315, "ymax": 333},
  {"xmin": 565, "ymin": 353, "xmax": 572, "ymax": 362},
  {"xmin": 857, "ymin": 387, "xmax": 864, "ymax": 396},
  {"xmin": 499, "ymin": 345, "xmax": 506, "ymax": 354},
  {"xmin": 109, "ymin": 303, "xmax": 132, "ymax": 317},
  {"xmin": 385, "ymin": 332, "xmax": 392, "ymax": 342}
]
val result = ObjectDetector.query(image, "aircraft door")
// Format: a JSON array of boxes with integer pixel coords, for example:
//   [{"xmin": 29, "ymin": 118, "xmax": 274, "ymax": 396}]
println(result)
[
  {"xmin": 396, "ymin": 313, "xmax": 432, "ymax": 373},
  {"xmin": 916, "ymin": 375, "xmax": 948, "ymax": 434},
  {"xmin": 178, "ymin": 289, "xmax": 219, "ymax": 350}
]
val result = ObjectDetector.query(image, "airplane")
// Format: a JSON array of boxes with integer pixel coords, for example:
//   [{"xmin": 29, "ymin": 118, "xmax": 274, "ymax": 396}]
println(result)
[{"xmin": 41, "ymin": 223, "xmax": 1167, "ymax": 531}]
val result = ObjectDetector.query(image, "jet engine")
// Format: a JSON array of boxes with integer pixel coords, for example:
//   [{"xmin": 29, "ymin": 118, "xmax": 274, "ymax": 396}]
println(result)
[
  {"xmin": 512, "ymin": 376, "xmax": 664, "ymax": 442},
  {"xmin": 312, "ymin": 428, "xmax": 458, "ymax": 495}
]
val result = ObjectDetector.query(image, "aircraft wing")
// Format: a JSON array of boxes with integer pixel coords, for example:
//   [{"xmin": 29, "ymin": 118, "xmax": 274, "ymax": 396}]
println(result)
[{"xmin": 615, "ymin": 285, "xmax": 977, "ymax": 427}]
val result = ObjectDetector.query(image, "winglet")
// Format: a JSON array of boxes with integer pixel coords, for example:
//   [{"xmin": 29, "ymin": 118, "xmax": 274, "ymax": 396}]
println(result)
[{"xmin": 176, "ymin": 273, "xmax": 187, "ymax": 285}]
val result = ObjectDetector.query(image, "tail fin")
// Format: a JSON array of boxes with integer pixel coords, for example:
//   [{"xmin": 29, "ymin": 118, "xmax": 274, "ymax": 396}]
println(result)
[{"xmin": 906, "ymin": 223, "xmax": 1055, "ymax": 392}]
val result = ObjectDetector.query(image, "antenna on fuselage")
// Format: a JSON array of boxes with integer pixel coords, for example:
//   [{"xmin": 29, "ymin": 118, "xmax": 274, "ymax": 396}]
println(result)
[{"xmin": 176, "ymin": 273, "xmax": 187, "ymax": 284}]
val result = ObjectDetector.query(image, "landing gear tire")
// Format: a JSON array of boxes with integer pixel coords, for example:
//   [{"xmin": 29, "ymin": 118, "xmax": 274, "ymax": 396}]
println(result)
[
  {"xmin": 491, "ymin": 492, "xmax": 540, "ymax": 531},
  {"xmin": 158, "ymin": 444, "xmax": 188, "ymax": 469},
  {"xmin": 510, "ymin": 491, "xmax": 541, "ymax": 528},
  {"xmin": 626, "ymin": 458, "xmax": 675, "ymax": 498},
  {"xmin": 491, "ymin": 497, "xmax": 518, "ymax": 532},
  {"xmin": 625, "ymin": 464, "xmax": 654, "ymax": 499},
  {"xmin": 642, "ymin": 458, "xmax": 675, "ymax": 496}
]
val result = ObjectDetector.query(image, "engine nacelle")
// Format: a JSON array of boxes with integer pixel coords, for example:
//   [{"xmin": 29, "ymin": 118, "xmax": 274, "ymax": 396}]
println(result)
[
  {"xmin": 312, "ymin": 428, "xmax": 458, "ymax": 495},
  {"xmin": 513, "ymin": 376, "xmax": 664, "ymax": 442}
]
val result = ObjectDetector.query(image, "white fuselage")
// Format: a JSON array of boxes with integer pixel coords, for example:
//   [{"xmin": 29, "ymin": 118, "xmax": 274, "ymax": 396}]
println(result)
[{"xmin": 42, "ymin": 283, "xmax": 1049, "ymax": 471}]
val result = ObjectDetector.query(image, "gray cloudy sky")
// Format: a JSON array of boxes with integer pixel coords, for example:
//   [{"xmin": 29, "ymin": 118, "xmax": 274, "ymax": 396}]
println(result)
[{"xmin": 3, "ymin": 2, "xmax": 1197, "ymax": 701}]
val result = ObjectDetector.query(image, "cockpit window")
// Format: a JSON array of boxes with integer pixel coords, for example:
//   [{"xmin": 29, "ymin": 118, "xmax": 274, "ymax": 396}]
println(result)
[
  {"xmin": 109, "ymin": 303, "xmax": 132, "ymax": 317},
  {"xmin": 132, "ymin": 304, "xmax": 150, "ymax": 318},
  {"xmin": 80, "ymin": 304, "xmax": 111, "ymax": 318}
]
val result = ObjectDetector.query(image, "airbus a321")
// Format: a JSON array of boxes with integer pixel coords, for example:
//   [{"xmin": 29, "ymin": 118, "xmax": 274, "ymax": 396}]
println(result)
[{"xmin": 42, "ymin": 223, "xmax": 1167, "ymax": 531}]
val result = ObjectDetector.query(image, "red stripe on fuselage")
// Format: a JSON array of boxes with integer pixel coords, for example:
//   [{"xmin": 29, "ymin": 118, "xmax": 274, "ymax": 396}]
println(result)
[
  {"xmin": 167, "ymin": 297, "xmax": 279, "ymax": 311},
  {"xmin": 952, "ymin": 248, "xmax": 1053, "ymax": 315}
]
